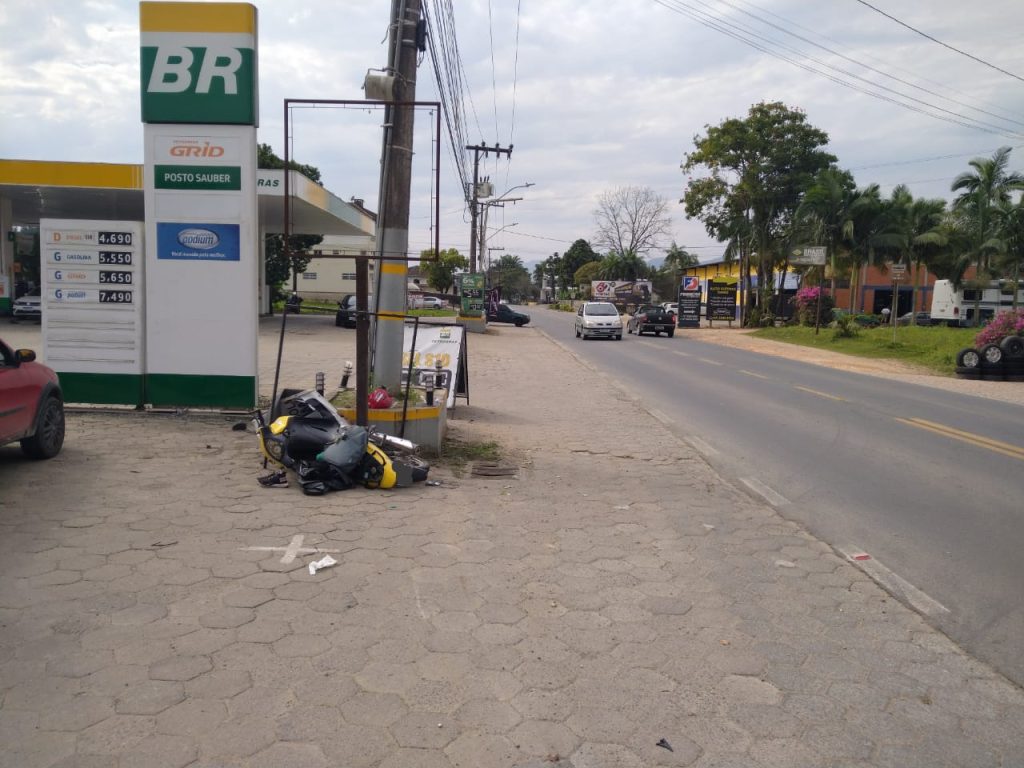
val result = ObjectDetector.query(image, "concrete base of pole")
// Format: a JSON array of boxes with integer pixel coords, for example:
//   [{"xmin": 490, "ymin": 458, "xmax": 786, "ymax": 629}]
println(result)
[{"xmin": 459, "ymin": 316, "xmax": 487, "ymax": 334}]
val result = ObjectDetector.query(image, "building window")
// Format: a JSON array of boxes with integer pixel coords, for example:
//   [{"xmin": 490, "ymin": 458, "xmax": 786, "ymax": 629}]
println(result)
[
  {"xmin": 342, "ymin": 273, "xmax": 356, "ymax": 280},
  {"xmin": 303, "ymin": 272, "xmax": 317, "ymax": 280}
]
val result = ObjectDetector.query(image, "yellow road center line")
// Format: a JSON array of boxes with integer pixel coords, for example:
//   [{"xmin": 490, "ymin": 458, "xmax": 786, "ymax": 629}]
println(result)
[
  {"xmin": 672, "ymin": 350, "xmax": 692, "ymax": 357},
  {"xmin": 794, "ymin": 385, "xmax": 845, "ymax": 401},
  {"xmin": 739, "ymin": 369, "xmax": 768, "ymax": 379},
  {"xmin": 897, "ymin": 417, "xmax": 1024, "ymax": 462},
  {"xmin": 698, "ymin": 358, "xmax": 723, "ymax": 366}
]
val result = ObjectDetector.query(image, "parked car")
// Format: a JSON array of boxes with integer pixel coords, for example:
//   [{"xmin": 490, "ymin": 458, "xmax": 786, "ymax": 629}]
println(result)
[
  {"xmin": 662, "ymin": 302, "xmax": 679, "ymax": 320},
  {"xmin": 0, "ymin": 338, "xmax": 65, "ymax": 459},
  {"xmin": 627, "ymin": 304, "xmax": 675, "ymax": 337},
  {"xmin": 420, "ymin": 296, "xmax": 446, "ymax": 310},
  {"xmin": 487, "ymin": 304, "xmax": 530, "ymax": 326},
  {"xmin": 335, "ymin": 294, "xmax": 357, "ymax": 328},
  {"xmin": 897, "ymin": 311, "xmax": 933, "ymax": 326},
  {"xmin": 11, "ymin": 287, "xmax": 41, "ymax": 322},
  {"xmin": 575, "ymin": 301, "xmax": 623, "ymax": 340}
]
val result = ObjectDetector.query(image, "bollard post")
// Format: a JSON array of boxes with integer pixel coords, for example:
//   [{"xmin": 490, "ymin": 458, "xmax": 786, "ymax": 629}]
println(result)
[{"xmin": 340, "ymin": 360, "xmax": 353, "ymax": 390}]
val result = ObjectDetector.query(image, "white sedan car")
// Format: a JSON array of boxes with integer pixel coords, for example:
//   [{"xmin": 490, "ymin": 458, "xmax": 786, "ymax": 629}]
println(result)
[{"xmin": 575, "ymin": 301, "xmax": 623, "ymax": 340}]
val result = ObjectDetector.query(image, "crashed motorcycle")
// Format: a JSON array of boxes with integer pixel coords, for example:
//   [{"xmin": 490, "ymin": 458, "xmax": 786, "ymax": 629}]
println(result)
[{"xmin": 253, "ymin": 389, "xmax": 429, "ymax": 494}]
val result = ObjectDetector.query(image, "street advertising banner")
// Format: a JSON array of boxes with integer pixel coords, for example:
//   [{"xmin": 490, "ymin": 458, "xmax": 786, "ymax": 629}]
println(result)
[
  {"xmin": 460, "ymin": 273, "xmax": 485, "ymax": 317},
  {"xmin": 707, "ymin": 276, "xmax": 738, "ymax": 322},
  {"xmin": 591, "ymin": 280, "xmax": 653, "ymax": 304},
  {"xmin": 677, "ymin": 275, "xmax": 701, "ymax": 328},
  {"xmin": 401, "ymin": 324, "xmax": 466, "ymax": 408},
  {"xmin": 487, "ymin": 287, "xmax": 501, "ymax": 317}
]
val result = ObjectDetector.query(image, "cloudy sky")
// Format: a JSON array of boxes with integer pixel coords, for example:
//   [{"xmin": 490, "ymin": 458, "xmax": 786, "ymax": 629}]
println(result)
[{"xmin": 2, "ymin": 0, "xmax": 1023, "ymax": 267}]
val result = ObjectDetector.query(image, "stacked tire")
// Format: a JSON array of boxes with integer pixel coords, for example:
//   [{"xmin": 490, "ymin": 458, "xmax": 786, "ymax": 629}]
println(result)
[
  {"xmin": 955, "ymin": 347, "xmax": 981, "ymax": 379},
  {"xmin": 1002, "ymin": 335, "xmax": 1024, "ymax": 382},
  {"xmin": 956, "ymin": 336, "xmax": 1024, "ymax": 381}
]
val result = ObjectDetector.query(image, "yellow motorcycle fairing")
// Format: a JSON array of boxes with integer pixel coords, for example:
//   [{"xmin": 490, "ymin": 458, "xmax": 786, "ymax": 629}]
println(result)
[
  {"xmin": 362, "ymin": 443, "xmax": 397, "ymax": 489},
  {"xmin": 257, "ymin": 415, "xmax": 291, "ymax": 467}
]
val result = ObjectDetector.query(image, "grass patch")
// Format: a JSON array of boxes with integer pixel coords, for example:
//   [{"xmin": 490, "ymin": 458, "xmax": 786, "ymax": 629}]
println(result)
[
  {"xmin": 751, "ymin": 324, "xmax": 977, "ymax": 374},
  {"xmin": 435, "ymin": 437, "xmax": 501, "ymax": 476}
]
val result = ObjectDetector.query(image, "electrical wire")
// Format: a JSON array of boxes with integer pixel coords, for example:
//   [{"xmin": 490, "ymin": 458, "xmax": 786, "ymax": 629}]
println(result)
[
  {"xmin": 652, "ymin": 0, "xmax": 1024, "ymax": 139},
  {"xmin": 708, "ymin": 0, "xmax": 1024, "ymax": 129},
  {"xmin": 852, "ymin": 0, "xmax": 1024, "ymax": 84}
]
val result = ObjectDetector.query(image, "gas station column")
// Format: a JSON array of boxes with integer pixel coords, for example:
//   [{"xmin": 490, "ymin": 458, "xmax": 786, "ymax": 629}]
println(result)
[{"xmin": 139, "ymin": 1, "xmax": 260, "ymax": 408}]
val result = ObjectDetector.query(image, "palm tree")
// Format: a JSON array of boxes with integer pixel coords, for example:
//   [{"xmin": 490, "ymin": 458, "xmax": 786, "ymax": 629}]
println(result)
[
  {"xmin": 596, "ymin": 250, "xmax": 651, "ymax": 281},
  {"xmin": 989, "ymin": 196, "xmax": 1024, "ymax": 309},
  {"xmin": 845, "ymin": 185, "xmax": 886, "ymax": 312},
  {"xmin": 951, "ymin": 146, "xmax": 1024, "ymax": 321},
  {"xmin": 797, "ymin": 168, "xmax": 856, "ymax": 297},
  {"xmin": 874, "ymin": 186, "xmax": 946, "ymax": 313}
]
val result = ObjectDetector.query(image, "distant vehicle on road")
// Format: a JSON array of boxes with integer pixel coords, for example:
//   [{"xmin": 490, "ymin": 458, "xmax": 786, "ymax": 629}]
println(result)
[
  {"xmin": 897, "ymin": 311, "xmax": 932, "ymax": 327},
  {"xmin": 335, "ymin": 294, "xmax": 357, "ymax": 328},
  {"xmin": 487, "ymin": 304, "xmax": 530, "ymax": 326},
  {"xmin": 420, "ymin": 296, "xmax": 445, "ymax": 310},
  {"xmin": 11, "ymin": 288, "xmax": 41, "ymax": 322},
  {"xmin": 575, "ymin": 301, "xmax": 622, "ymax": 340},
  {"xmin": 627, "ymin": 305, "xmax": 675, "ymax": 337}
]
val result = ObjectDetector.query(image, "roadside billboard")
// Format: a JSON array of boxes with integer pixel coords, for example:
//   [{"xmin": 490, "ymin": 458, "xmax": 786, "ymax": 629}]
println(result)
[
  {"xmin": 707, "ymin": 276, "xmax": 738, "ymax": 321},
  {"xmin": 591, "ymin": 280, "xmax": 653, "ymax": 304},
  {"xmin": 677, "ymin": 275, "xmax": 701, "ymax": 328}
]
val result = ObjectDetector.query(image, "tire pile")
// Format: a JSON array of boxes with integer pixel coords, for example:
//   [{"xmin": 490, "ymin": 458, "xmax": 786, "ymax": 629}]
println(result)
[{"xmin": 956, "ymin": 335, "xmax": 1024, "ymax": 381}]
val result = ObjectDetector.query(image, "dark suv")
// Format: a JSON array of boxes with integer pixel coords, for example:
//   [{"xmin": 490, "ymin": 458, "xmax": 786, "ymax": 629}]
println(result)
[
  {"xmin": 335, "ymin": 294, "xmax": 357, "ymax": 328},
  {"xmin": 0, "ymin": 338, "xmax": 65, "ymax": 459}
]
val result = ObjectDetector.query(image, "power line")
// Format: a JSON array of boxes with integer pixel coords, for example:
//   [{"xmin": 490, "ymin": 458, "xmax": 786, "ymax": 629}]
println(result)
[
  {"xmin": 652, "ymin": 0, "xmax": 1024, "ymax": 139},
  {"xmin": 852, "ymin": 0, "xmax": 1024, "ymax": 84},
  {"xmin": 850, "ymin": 145, "xmax": 1024, "ymax": 171},
  {"xmin": 709, "ymin": 0, "xmax": 1024, "ymax": 129}
]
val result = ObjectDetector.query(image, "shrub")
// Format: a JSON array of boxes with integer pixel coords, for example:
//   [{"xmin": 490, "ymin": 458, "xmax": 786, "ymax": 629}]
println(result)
[
  {"xmin": 794, "ymin": 286, "xmax": 834, "ymax": 326},
  {"xmin": 974, "ymin": 309, "xmax": 1024, "ymax": 347},
  {"xmin": 830, "ymin": 312, "xmax": 860, "ymax": 339}
]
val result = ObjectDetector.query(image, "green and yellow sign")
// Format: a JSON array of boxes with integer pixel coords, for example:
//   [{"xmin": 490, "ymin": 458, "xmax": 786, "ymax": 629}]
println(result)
[
  {"xmin": 140, "ymin": 2, "xmax": 258, "ymax": 125},
  {"xmin": 460, "ymin": 273, "xmax": 485, "ymax": 317}
]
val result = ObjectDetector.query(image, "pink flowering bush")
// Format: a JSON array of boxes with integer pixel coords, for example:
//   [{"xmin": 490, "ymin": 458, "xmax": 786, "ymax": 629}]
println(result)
[
  {"xmin": 793, "ymin": 285, "xmax": 833, "ymax": 326},
  {"xmin": 975, "ymin": 309, "xmax": 1024, "ymax": 347}
]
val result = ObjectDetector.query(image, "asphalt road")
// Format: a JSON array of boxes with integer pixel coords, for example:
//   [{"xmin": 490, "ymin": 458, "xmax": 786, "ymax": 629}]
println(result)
[{"xmin": 525, "ymin": 304, "xmax": 1024, "ymax": 687}]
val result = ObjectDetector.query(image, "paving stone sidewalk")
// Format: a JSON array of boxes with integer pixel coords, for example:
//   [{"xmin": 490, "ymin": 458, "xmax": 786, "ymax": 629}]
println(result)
[{"xmin": 1, "ymin": 314, "xmax": 1023, "ymax": 767}]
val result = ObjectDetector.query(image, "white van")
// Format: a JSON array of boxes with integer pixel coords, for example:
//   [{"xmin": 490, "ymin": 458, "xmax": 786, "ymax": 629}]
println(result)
[{"xmin": 931, "ymin": 279, "xmax": 1024, "ymax": 327}]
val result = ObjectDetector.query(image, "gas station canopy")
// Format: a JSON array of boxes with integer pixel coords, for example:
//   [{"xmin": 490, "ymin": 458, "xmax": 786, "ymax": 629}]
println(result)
[{"xmin": 0, "ymin": 159, "xmax": 373, "ymax": 237}]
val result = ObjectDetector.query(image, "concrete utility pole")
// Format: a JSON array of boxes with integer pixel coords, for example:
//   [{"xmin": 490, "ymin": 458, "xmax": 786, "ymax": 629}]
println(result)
[
  {"xmin": 467, "ymin": 143, "xmax": 512, "ymax": 273},
  {"xmin": 373, "ymin": 0, "xmax": 423, "ymax": 391}
]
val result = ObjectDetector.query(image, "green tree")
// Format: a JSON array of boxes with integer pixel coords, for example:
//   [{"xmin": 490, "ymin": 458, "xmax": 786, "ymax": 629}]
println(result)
[
  {"xmin": 951, "ymin": 146, "xmax": 1024, "ymax": 321},
  {"xmin": 489, "ymin": 254, "xmax": 532, "ymax": 302},
  {"xmin": 574, "ymin": 261, "xmax": 603, "ymax": 296},
  {"xmin": 596, "ymin": 250, "xmax": 651, "ymax": 281},
  {"xmin": 797, "ymin": 168, "xmax": 856, "ymax": 296},
  {"xmin": 561, "ymin": 239, "xmax": 601, "ymax": 288},
  {"xmin": 874, "ymin": 185, "xmax": 946, "ymax": 313},
  {"xmin": 420, "ymin": 248, "xmax": 468, "ymax": 293},
  {"xmin": 653, "ymin": 242, "xmax": 698, "ymax": 299},
  {"xmin": 683, "ymin": 102, "xmax": 836, "ymax": 318},
  {"xmin": 257, "ymin": 144, "xmax": 324, "ymax": 298},
  {"xmin": 990, "ymin": 196, "xmax": 1024, "ymax": 308}
]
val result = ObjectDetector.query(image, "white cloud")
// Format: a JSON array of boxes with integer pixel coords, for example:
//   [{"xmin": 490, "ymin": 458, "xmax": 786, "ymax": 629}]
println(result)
[{"xmin": 2, "ymin": 0, "xmax": 1023, "ymax": 266}]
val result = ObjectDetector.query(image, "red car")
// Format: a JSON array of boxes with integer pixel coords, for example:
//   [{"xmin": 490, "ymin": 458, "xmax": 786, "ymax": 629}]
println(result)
[{"xmin": 0, "ymin": 338, "xmax": 65, "ymax": 459}]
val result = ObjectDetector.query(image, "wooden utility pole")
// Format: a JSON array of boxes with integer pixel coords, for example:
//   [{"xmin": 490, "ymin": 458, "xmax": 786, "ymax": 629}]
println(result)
[
  {"xmin": 467, "ymin": 143, "xmax": 512, "ymax": 273},
  {"xmin": 373, "ymin": 0, "xmax": 423, "ymax": 391}
]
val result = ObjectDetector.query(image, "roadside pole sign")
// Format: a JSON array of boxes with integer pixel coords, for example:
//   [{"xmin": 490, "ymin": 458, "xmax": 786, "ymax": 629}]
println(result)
[
  {"xmin": 707, "ymin": 276, "xmax": 738, "ymax": 324},
  {"xmin": 791, "ymin": 246, "xmax": 827, "ymax": 266},
  {"xmin": 890, "ymin": 262, "xmax": 907, "ymax": 281},
  {"xmin": 677, "ymin": 275, "xmax": 701, "ymax": 328},
  {"xmin": 141, "ymin": 2, "xmax": 259, "ymax": 409}
]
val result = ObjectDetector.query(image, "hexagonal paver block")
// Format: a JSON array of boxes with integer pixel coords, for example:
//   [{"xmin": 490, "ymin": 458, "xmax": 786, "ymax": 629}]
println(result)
[
  {"xmin": 115, "ymin": 681, "xmax": 186, "ymax": 715},
  {"xmin": 248, "ymin": 742, "xmax": 331, "ymax": 768},
  {"xmin": 156, "ymin": 698, "xmax": 228, "ymax": 736},
  {"xmin": 38, "ymin": 695, "xmax": 114, "ymax": 731},
  {"xmin": 341, "ymin": 692, "xmax": 409, "ymax": 727},
  {"xmin": 198, "ymin": 607, "xmax": 255, "ymax": 629},
  {"xmin": 509, "ymin": 720, "xmax": 580, "ymax": 759},
  {"xmin": 149, "ymin": 655, "xmax": 213, "ymax": 682},
  {"xmin": 118, "ymin": 733, "xmax": 198, "ymax": 768},
  {"xmin": 274, "ymin": 634, "xmax": 331, "ymax": 658},
  {"xmin": 455, "ymin": 699, "xmax": 522, "ymax": 733},
  {"xmin": 445, "ymin": 732, "xmax": 517, "ymax": 768},
  {"xmin": 389, "ymin": 711, "xmax": 460, "ymax": 749}
]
